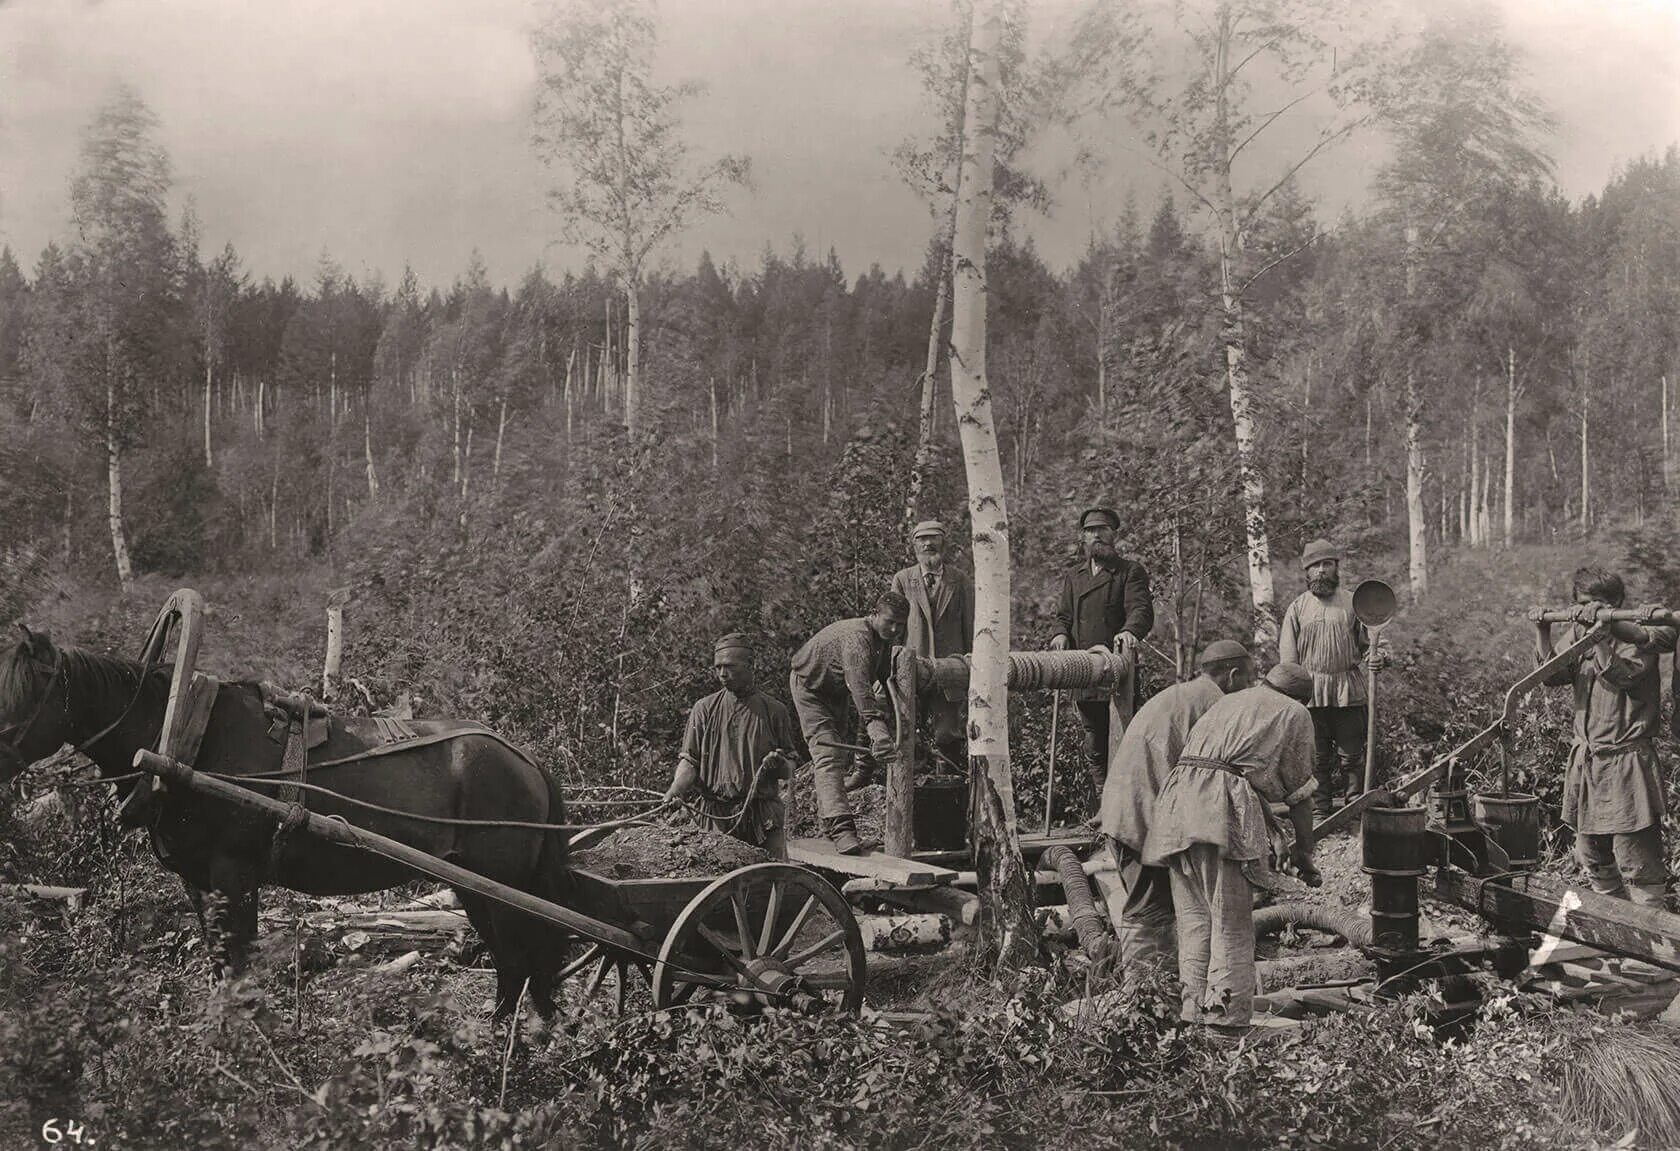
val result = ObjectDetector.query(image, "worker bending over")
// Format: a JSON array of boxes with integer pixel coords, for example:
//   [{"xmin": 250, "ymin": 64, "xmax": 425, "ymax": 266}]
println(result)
[
  {"xmin": 1537, "ymin": 567, "xmax": 1676, "ymax": 908},
  {"xmin": 664, "ymin": 633, "xmax": 801, "ymax": 859},
  {"xmin": 1145, "ymin": 663, "xmax": 1321, "ymax": 1033},
  {"xmin": 1095, "ymin": 639, "xmax": 1253, "ymax": 981},
  {"xmin": 789, "ymin": 592, "xmax": 909, "ymax": 855}
]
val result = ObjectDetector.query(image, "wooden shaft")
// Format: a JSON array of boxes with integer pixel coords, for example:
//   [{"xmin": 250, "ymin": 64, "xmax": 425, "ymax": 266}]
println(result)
[
  {"xmin": 1042, "ymin": 691, "xmax": 1059, "ymax": 836},
  {"xmin": 1528, "ymin": 606, "xmax": 1680, "ymax": 624},
  {"xmin": 1316, "ymin": 622, "xmax": 1608, "ymax": 838},
  {"xmin": 886, "ymin": 647, "xmax": 917, "ymax": 858},
  {"xmin": 1434, "ymin": 866, "xmax": 1680, "ymax": 972},
  {"xmin": 132, "ymin": 749, "xmax": 643, "ymax": 951},
  {"xmin": 1363, "ymin": 658, "xmax": 1378, "ymax": 794}
]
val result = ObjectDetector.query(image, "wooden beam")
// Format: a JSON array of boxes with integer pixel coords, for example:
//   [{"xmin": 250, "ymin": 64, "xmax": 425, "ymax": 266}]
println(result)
[
  {"xmin": 1435, "ymin": 866, "xmax": 1680, "ymax": 971},
  {"xmin": 787, "ymin": 837, "xmax": 959, "ymax": 887},
  {"xmin": 886, "ymin": 646, "xmax": 917, "ymax": 858}
]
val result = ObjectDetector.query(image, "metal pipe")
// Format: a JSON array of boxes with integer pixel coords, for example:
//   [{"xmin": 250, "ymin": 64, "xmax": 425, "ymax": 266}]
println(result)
[{"xmin": 1527, "ymin": 605, "xmax": 1680, "ymax": 624}]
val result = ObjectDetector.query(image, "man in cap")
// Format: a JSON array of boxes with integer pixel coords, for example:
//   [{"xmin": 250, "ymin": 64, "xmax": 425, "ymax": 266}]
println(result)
[
  {"xmin": 1093, "ymin": 639, "xmax": 1253, "ymax": 981},
  {"xmin": 1144, "ymin": 663, "xmax": 1321, "ymax": 1033},
  {"xmin": 789, "ymin": 592, "xmax": 910, "ymax": 855},
  {"xmin": 885, "ymin": 519, "xmax": 974, "ymax": 776},
  {"xmin": 1049, "ymin": 505, "xmax": 1154, "ymax": 805},
  {"xmin": 1279, "ymin": 538, "xmax": 1384, "ymax": 816},
  {"xmin": 664, "ymin": 633, "xmax": 801, "ymax": 859},
  {"xmin": 1537, "ymin": 566, "xmax": 1676, "ymax": 907}
]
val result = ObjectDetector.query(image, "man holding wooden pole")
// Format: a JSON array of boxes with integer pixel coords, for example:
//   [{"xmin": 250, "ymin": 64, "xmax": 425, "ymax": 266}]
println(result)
[{"xmin": 1536, "ymin": 568, "xmax": 1675, "ymax": 908}]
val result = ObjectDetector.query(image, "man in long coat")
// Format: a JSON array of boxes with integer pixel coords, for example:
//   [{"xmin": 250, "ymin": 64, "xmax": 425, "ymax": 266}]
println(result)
[
  {"xmin": 1094, "ymin": 639, "xmax": 1252, "ymax": 980},
  {"xmin": 664, "ymin": 633, "xmax": 800, "ymax": 858},
  {"xmin": 1278, "ymin": 538, "xmax": 1381, "ymax": 815},
  {"xmin": 1049, "ymin": 506, "xmax": 1153, "ymax": 805},
  {"xmin": 1144, "ymin": 663, "xmax": 1321, "ymax": 1032},
  {"xmin": 888, "ymin": 519, "xmax": 974, "ymax": 773},
  {"xmin": 1537, "ymin": 566, "xmax": 1675, "ymax": 907},
  {"xmin": 789, "ymin": 592, "xmax": 909, "ymax": 854}
]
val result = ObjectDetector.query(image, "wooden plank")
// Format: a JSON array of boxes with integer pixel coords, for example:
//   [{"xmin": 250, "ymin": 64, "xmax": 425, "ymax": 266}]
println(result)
[
  {"xmin": 787, "ymin": 837, "xmax": 958, "ymax": 887},
  {"xmin": 1435, "ymin": 866, "xmax": 1680, "ymax": 971},
  {"xmin": 886, "ymin": 647, "xmax": 917, "ymax": 858}
]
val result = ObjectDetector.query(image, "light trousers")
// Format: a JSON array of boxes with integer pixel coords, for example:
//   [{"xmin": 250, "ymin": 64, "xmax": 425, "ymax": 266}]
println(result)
[{"xmin": 1167, "ymin": 843, "xmax": 1257, "ymax": 1026}]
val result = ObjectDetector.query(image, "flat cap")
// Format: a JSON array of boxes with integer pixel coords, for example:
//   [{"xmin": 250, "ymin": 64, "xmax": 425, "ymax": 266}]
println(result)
[
  {"xmin": 1265, "ymin": 662, "xmax": 1314, "ymax": 702},
  {"xmin": 912, "ymin": 520, "xmax": 946, "ymax": 539},
  {"xmin": 876, "ymin": 590, "xmax": 911, "ymax": 622},
  {"xmin": 1197, "ymin": 639, "xmax": 1250, "ymax": 666},
  {"xmin": 1301, "ymin": 538, "xmax": 1340, "ymax": 569},
  {"xmin": 1080, "ymin": 506, "xmax": 1120, "ymax": 531}
]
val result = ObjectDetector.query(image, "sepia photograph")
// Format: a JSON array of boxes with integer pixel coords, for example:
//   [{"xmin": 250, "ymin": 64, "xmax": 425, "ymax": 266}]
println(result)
[{"xmin": 2, "ymin": 0, "xmax": 1679, "ymax": 1145}]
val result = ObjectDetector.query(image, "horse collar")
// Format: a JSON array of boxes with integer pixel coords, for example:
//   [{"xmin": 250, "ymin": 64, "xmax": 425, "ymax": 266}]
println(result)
[{"xmin": 0, "ymin": 649, "xmax": 64, "ymax": 759}]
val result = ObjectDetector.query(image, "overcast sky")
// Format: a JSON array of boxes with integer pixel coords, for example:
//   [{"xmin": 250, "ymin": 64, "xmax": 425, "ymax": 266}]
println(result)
[{"xmin": 1, "ymin": 0, "xmax": 1675, "ymax": 290}]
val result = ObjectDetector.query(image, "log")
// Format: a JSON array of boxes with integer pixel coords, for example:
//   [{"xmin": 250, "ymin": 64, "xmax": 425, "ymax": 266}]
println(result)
[
  {"xmin": 0, "ymin": 884, "xmax": 86, "ymax": 912},
  {"xmin": 301, "ymin": 909, "xmax": 468, "ymax": 934},
  {"xmin": 856, "ymin": 912, "xmax": 953, "ymax": 952},
  {"xmin": 1435, "ymin": 866, "xmax": 1680, "ymax": 971},
  {"xmin": 887, "ymin": 647, "xmax": 918, "ymax": 858}
]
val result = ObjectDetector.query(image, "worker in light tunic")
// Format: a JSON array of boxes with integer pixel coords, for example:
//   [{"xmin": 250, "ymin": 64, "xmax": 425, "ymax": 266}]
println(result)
[
  {"xmin": 1095, "ymin": 639, "xmax": 1253, "ymax": 980},
  {"xmin": 1537, "ymin": 567, "xmax": 1676, "ymax": 907},
  {"xmin": 1278, "ymin": 538, "xmax": 1382, "ymax": 815},
  {"xmin": 1144, "ymin": 664, "xmax": 1320, "ymax": 1032},
  {"xmin": 789, "ymin": 592, "xmax": 909, "ymax": 855},
  {"xmin": 664, "ymin": 633, "xmax": 801, "ymax": 859}
]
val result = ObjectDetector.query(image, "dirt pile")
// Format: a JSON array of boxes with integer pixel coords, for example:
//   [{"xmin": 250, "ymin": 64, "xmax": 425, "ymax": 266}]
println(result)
[
  {"xmin": 784, "ymin": 762, "xmax": 886, "ymax": 843},
  {"xmin": 573, "ymin": 822, "xmax": 768, "ymax": 878}
]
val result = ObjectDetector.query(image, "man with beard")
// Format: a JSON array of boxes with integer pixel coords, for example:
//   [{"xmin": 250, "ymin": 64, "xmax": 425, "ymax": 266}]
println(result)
[
  {"xmin": 664, "ymin": 633, "xmax": 801, "ymax": 858},
  {"xmin": 1537, "ymin": 567, "xmax": 1675, "ymax": 907},
  {"xmin": 1049, "ymin": 506, "xmax": 1154, "ymax": 808},
  {"xmin": 1144, "ymin": 663, "xmax": 1321, "ymax": 1033},
  {"xmin": 1094, "ymin": 639, "xmax": 1253, "ymax": 982},
  {"xmin": 1278, "ymin": 538, "xmax": 1384, "ymax": 817},
  {"xmin": 883, "ymin": 520, "xmax": 974, "ymax": 778},
  {"xmin": 789, "ymin": 592, "xmax": 910, "ymax": 855}
]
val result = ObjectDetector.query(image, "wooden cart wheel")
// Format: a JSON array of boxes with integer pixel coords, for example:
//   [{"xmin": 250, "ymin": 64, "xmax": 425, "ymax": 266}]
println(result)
[
  {"xmin": 557, "ymin": 941, "xmax": 651, "ymax": 1016},
  {"xmin": 651, "ymin": 863, "xmax": 866, "ymax": 1014}
]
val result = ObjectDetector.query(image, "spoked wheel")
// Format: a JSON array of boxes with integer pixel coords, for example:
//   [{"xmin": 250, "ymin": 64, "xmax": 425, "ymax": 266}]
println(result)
[
  {"xmin": 557, "ymin": 941, "xmax": 652, "ymax": 1016},
  {"xmin": 651, "ymin": 863, "xmax": 866, "ymax": 1014}
]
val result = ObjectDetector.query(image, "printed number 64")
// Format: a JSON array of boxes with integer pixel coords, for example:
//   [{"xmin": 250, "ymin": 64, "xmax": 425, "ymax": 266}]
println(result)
[{"xmin": 41, "ymin": 1119, "xmax": 90, "ymax": 1145}]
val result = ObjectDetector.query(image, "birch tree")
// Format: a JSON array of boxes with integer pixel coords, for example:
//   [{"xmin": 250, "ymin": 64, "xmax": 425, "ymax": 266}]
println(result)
[
  {"xmin": 1058, "ymin": 0, "xmax": 1382, "ymax": 651},
  {"xmin": 948, "ymin": 0, "xmax": 1041, "ymax": 973},
  {"xmin": 68, "ymin": 84, "xmax": 178, "ymax": 592},
  {"xmin": 532, "ymin": 0, "xmax": 749, "ymax": 436}
]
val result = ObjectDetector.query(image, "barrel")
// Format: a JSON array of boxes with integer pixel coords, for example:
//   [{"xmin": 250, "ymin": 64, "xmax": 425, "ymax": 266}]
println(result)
[
  {"xmin": 1362, "ymin": 803, "xmax": 1427, "ymax": 876},
  {"xmin": 912, "ymin": 777, "xmax": 969, "ymax": 851},
  {"xmin": 1472, "ymin": 792, "xmax": 1540, "ymax": 870}
]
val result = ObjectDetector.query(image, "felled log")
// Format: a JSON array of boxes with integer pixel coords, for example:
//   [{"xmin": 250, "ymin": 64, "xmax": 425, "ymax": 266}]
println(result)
[{"xmin": 0, "ymin": 884, "xmax": 86, "ymax": 913}]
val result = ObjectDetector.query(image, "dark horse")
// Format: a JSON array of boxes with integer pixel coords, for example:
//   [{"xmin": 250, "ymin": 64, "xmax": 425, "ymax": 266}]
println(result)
[{"xmin": 0, "ymin": 627, "xmax": 571, "ymax": 1017}]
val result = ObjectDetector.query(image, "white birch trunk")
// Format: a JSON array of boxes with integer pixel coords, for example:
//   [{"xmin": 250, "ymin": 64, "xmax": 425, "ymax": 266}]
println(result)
[
  {"xmin": 624, "ymin": 279, "xmax": 640, "ymax": 435},
  {"xmin": 322, "ymin": 605, "xmax": 344, "ymax": 701},
  {"xmin": 451, "ymin": 370, "xmax": 462, "ymax": 488},
  {"xmin": 256, "ymin": 377, "xmax": 266, "ymax": 440},
  {"xmin": 1405, "ymin": 367, "xmax": 1427, "ymax": 597},
  {"xmin": 364, "ymin": 412, "xmax": 380, "ymax": 499},
  {"xmin": 493, "ymin": 396, "xmax": 508, "ymax": 485},
  {"xmin": 1468, "ymin": 419, "xmax": 1480, "ymax": 546},
  {"xmin": 1663, "ymin": 373, "xmax": 1670, "ymax": 495},
  {"xmin": 203, "ymin": 360, "xmax": 214, "ymax": 468},
  {"xmin": 947, "ymin": 0, "xmax": 1038, "ymax": 973},
  {"xmin": 1213, "ymin": 13, "xmax": 1277, "ymax": 651},
  {"xmin": 1504, "ymin": 347, "xmax": 1517, "ymax": 546},
  {"xmin": 105, "ymin": 371, "xmax": 133, "ymax": 592}
]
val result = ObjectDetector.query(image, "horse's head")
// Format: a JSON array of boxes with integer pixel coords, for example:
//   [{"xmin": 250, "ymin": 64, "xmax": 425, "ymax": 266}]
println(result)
[{"xmin": 0, "ymin": 625, "xmax": 67, "ymax": 786}]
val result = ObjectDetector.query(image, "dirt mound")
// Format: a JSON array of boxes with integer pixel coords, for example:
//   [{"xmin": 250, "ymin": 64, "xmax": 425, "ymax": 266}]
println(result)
[
  {"xmin": 573, "ymin": 822, "xmax": 768, "ymax": 878},
  {"xmin": 785, "ymin": 762, "xmax": 886, "ymax": 843}
]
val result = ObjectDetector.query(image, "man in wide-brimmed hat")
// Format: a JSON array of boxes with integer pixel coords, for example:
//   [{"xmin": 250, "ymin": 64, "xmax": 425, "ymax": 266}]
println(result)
[
  {"xmin": 664, "ymin": 633, "xmax": 800, "ymax": 858},
  {"xmin": 1048, "ymin": 505, "xmax": 1154, "ymax": 809},
  {"xmin": 1144, "ymin": 662, "xmax": 1321, "ymax": 1034},
  {"xmin": 1279, "ymin": 538, "xmax": 1384, "ymax": 816}
]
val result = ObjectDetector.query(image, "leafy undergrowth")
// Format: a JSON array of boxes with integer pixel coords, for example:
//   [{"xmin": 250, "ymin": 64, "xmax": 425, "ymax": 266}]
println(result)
[{"xmin": 0, "ymin": 850, "xmax": 1641, "ymax": 1151}]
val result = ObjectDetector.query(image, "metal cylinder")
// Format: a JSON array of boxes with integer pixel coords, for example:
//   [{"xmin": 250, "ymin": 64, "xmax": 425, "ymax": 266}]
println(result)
[
  {"xmin": 912, "ymin": 777, "xmax": 969, "ymax": 851},
  {"xmin": 1369, "ymin": 910, "xmax": 1420, "ymax": 953},
  {"xmin": 1370, "ymin": 873, "xmax": 1420, "ymax": 917},
  {"xmin": 1472, "ymin": 792, "xmax": 1541, "ymax": 870},
  {"xmin": 1362, "ymin": 804, "xmax": 1428, "ymax": 876},
  {"xmin": 1429, "ymin": 786, "xmax": 1476, "ymax": 835}
]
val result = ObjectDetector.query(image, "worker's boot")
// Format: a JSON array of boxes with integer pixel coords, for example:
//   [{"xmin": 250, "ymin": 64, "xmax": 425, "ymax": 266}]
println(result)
[
  {"xmin": 843, "ymin": 762, "xmax": 875, "ymax": 791},
  {"xmin": 824, "ymin": 816, "xmax": 863, "ymax": 856}
]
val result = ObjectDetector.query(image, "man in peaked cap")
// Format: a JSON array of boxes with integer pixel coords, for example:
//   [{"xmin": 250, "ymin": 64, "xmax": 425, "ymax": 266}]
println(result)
[
  {"xmin": 665, "ymin": 633, "xmax": 802, "ymax": 858},
  {"xmin": 789, "ymin": 591, "xmax": 909, "ymax": 854},
  {"xmin": 1143, "ymin": 662, "xmax": 1321, "ymax": 1032},
  {"xmin": 1093, "ymin": 639, "xmax": 1253, "ymax": 983},
  {"xmin": 1049, "ymin": 505, "xmax": 1154, "ymax": 810},
  {"xmin": 885, "ymin": 519, "xmax": 974, "ymax": 777},
  {"xmin": 1278, "ymin": 537, "xmax": 1386, "ymax": 816}
]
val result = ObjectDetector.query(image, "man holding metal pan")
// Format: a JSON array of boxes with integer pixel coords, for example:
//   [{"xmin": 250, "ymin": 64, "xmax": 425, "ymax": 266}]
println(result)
[
  {"xmin": 1279, "ymin": 539, "xmax": 1389, "ymax": 816},
  {"xmin": 1536, "ymin": 567, "xmax": 1675, "ymax": 908}
]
